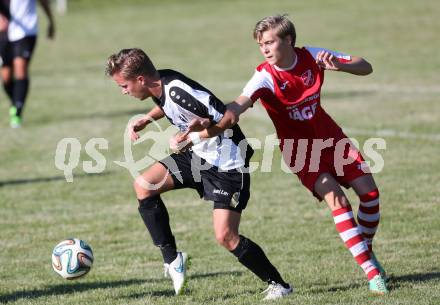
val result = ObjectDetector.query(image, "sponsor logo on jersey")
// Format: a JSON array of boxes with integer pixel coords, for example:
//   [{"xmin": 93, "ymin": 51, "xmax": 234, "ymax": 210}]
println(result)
[
  {"xmin": 301, "ymin": 69, "xmax": 314, "ymax": 87},
  {"xmin": 287, "ymin": 101, "xmax": 318, "ymax": 121}
]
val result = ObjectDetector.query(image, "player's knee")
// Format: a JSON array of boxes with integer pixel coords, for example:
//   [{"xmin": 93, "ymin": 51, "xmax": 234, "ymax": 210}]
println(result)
[
  {"xmin": 325, "ymin": 193, "xmax": 351, "ymax": 210},
  {"xmin": 133, "ymin": 177, "xmax": 155, "ymax": 199},
  {"xmin": 359, "ymin": 188, "xmax": 380, "ymax": 202},
  {"xmin": 215, "ymin": 228, "xmax": 238, "ymax": 250}
]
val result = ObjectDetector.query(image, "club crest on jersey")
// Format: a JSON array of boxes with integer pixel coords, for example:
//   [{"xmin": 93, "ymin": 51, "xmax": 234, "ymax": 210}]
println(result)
[{"xmin": 301, "ymin": 69, "xmax": 314, "ymax": 87}]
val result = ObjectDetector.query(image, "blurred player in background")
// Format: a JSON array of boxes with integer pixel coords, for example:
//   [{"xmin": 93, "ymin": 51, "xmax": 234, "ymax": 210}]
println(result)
[
  {"xmin": 0, "ymin": 0, "xmax": 12, "ymax": 119},
  {"xmin": 3, "ymin": 0, "xmax": 55, "ymax": 128},
  {"xmin": 175, "ymin": 14, "xmax": 389, "ymax": 294},
  {"xmin": 105, "ymin": 48, "xmax": 292, "ymax": 299}
]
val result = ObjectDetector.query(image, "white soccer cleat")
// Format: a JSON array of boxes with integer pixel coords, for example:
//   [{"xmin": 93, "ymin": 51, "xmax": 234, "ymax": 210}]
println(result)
[
  {"xmin": 163, "ymin": 252, "xmax": 189, "ymax": 295},
  {"xmin": 262, "ymin": 281, "xmax": 293, "ymax": 300}
]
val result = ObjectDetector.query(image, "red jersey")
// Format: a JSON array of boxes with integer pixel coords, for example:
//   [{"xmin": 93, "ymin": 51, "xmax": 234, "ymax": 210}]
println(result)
[
  {"xmin": 241, "ymin": 47, "xmax": 367, "ymax": 197},
  {"xmin": 242, "ymin": 46, "xmax": 351, "ymax": 141}
]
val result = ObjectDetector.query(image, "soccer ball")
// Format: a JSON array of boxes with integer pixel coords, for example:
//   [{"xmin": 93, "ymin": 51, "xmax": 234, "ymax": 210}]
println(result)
[{"xmin": 51, "ymin": 238, "xmax": 94, "ymax": 279}]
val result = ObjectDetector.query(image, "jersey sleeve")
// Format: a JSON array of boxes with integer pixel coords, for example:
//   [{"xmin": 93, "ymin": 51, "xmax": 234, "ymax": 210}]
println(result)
[
  {"xmin": 167, "ymin": 80, "xmax": 226, "ymax": 123},
  {"xmin": 241, "ymin": 68, "xmax": 274, "ymax": 102},
  {"xmin": 305, "ymin": 46, "xmax": 352, "ymax": 63}
]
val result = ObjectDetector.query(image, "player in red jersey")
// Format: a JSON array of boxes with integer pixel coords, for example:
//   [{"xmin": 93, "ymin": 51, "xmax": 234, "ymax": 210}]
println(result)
[{"xmin": 175, "ymin": 14, "xmax": 388, "ymax": 294}]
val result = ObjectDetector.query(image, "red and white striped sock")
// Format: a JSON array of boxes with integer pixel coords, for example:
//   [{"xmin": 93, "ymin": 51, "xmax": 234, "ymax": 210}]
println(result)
[
  {"xmin": 332, "ymin": 206, "xmax": 379, "ymax": 280},
  {"xmin": 357, "ymin": 189, "xmax": 380, "ymax": 252}
]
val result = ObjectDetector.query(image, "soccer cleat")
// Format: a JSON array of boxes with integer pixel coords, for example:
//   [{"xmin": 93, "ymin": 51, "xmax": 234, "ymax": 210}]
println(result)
[
  {"xmin": 163, "ymin": 252, "xmax": 189, "ymax": 295},
  {"xmin": 370, "ymin": 252, "xmax": 388, "ymax": 281},
  {"xmin": 9, "ymin": 107, "xmax": 21, "ymax": 128},
  {"xmin": 369, "ymin": 274, "xmax": 388, "ymax": 295},
  {"xmin": 262, "ymin": 281, "xmax": 293, "ymax": 300},
  {"xmin": 10, "ymin": 115, "xmax": 22, "ymax": 128},
  {"xmin": 9, "ymin": 106, "xmax": 17, "ymax": 117}
]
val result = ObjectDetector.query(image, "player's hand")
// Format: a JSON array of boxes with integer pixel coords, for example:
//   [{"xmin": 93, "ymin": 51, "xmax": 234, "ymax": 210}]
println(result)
[
  {"xmin": 177, "ymin": 118, "xmax": 210, "ymax": 145},
  {"xmin": 128, "ymin": 117, "xmax": 149, "ymax": 142},
  {"xmin": 186, "ymin": 118, "xmax": 211, "ymax": 132},
  {"xmin": 169, "ymin": 132, "xmax": 192, "ymax": 153},
  {"xmin": 47, "ymin": 22, "xmax": 55, "ymax": 40},
  {"xmin": 316, "ymin": 50, "xmax": 343, "ymax": 71},
  {"xmin": 170, "ymin": 118, "xmax": 210, "ymax": 153}
]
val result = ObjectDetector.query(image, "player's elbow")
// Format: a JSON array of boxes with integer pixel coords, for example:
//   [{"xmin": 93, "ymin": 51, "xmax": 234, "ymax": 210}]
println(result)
[
  {"xmin": 363, "ymin": 62, "xmax": 373, "ymax": 75},
  {"xmin": 358, "ymin": 59, "xmax": 373, "ymax": 75}
]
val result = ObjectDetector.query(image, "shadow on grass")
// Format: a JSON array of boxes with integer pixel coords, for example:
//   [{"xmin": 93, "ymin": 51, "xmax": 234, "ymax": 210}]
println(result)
[
  {"xmin": 126, "ymin": 271, "xmax": 247, "ymax": 299},
  {"xmin": 308, "ymin": 271, "xmax": 440, "ymax": 293},
  {"xmin": 0, "ymin": 271, "xmax": 247, "ymax": 303},
  {"xmin": 0, "ymin": 278, "xmax": 165, "ymax": 304},
  {"xmin": 0, "ymin": 172, "xmax": 112, "ymax": 188},
  {"xmin": 308, "ymin": 281, "xmax": 363, "ymax": 294},
  {"xmin": 388, "ymin": 271, "xmax": 440, "ymax": 289},
  {"xmin": 190, "ymin": 270, "xmax": 244, "ymax": 280}
]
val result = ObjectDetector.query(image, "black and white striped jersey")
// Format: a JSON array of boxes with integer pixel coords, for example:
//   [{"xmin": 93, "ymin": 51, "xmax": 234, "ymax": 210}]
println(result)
[
  {"xmin": 152, "ymin": 69, "xmax": 253, "ymax": 171},
  {"xmin": 8, "ymin": 0, "xmax": 38, "ymax": 42}
]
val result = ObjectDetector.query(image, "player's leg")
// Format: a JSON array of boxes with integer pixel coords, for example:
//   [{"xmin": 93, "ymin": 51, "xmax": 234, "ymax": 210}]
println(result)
[
  {"xmin": 1, "ymin": 63, "xmax": 16, "ymax": 126},
  {"xmin": 135, "ymin": 161, "xmax": 189, "ymax": 295},
  {"xmin": 140, "ymin": 152, "xmax": 200, "ymax": 295},
  {"xmin": 212, "ymin": 208, "xmax": 292, "ymax": 300},
  {"xmin": 135, "ymin": 161, "xmax": 178, "ymax": 265},
  {"xmin": 0, "ymin": 39, "xmax": 16, "ymax": 126},
  {"xmin": 349, "ymin": 174, "xmax": 386, "ymax": 278},
  {"xmin": 12, "ymin": 56, "xmax": 29, "ymax": 119},
  {"xmin": 10, "ymin": 36, "xmax": 36, "ymax": 124},
  {"xmin": 349, "ymin": 174, "xmax": 380, "ymax": 251},
  {"xmin": 0, "ymin": 38, "xmax": 13, "ymax": 102},
  {"xmin": 1, "ymin": 64, "xmax": 13, "ymax": 101},
  {"xmin": 314, "ymin": 173, "xmax": 387, "ymax": 293}
]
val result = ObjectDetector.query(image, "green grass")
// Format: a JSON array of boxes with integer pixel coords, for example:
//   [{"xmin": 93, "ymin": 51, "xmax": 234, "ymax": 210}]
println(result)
[{"xmin": 1, "ymin": 0, "xmax": 439, "ymax": 304}]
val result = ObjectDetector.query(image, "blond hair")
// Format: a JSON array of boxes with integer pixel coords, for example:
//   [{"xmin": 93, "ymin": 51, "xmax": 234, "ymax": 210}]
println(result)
[
  {"xmin": 253, "ymin": 14, "xmax": 296, "ymax": 46},
  {"xmin": 105, "ymin": 48, "xmax": 156, "ymax": 79}
]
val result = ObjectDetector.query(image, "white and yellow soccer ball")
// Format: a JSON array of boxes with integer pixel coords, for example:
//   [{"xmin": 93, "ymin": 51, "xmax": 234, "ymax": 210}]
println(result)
[{"xmin": 51, "ymin": 238, "xmax": 94, "ymax": 279}]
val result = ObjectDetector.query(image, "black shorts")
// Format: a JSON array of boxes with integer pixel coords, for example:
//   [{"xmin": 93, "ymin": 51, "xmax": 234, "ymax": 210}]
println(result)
[
  {"xmin": 11, "ymin": 36, "xmax": 37, "ymax": 61},
  {"xmin": 158, "ymin": 150, "xmax": 250, "ymax": 213}
]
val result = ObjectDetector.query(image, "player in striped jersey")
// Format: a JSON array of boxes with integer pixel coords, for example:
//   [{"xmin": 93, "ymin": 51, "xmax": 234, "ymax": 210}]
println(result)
[
  {"xmin": 106, "ymin": 48, "xmax": 291, "ymax": 299},
  {"xmin": 176, "ymin": 15, "xmax": 388, "ymax": 294}
]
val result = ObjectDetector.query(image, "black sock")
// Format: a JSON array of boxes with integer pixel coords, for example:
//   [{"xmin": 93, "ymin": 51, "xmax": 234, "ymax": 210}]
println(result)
[
  {"xmin": 12, "ymin": 78, "xmax": 29, "ymax": 117},
  {"xmin": 138, "ymin": 196, "xmax": 177, "ymax": 264},
  {"xmin": 3, "ymin": 81, "xmax": 13, "ymax": 104},
  {"xmin": 231, "ymin": 235, "xmax": 289, "ymax": 288}
]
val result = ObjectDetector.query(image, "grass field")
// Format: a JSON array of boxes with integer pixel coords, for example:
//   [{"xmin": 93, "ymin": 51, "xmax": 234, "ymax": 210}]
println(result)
[{"xmin": 1, "ymin": 0, "xmax": 439, "ymax": 304}]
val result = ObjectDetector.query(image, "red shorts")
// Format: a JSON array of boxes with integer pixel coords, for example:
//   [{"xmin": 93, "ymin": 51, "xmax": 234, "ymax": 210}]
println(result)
[{"xmin": 280, "ymin": 137, "xmax": 369, "ymax": 200}]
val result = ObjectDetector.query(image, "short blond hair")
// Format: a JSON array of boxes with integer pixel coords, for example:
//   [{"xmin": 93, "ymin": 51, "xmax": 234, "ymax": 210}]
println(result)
[
  {"xmin": 105, "ymin": 48, "xmax": 156, "ymax": 79},
  {"xmin": 253, "ymin": 14, "xmax": 296, "ymax": 46}
]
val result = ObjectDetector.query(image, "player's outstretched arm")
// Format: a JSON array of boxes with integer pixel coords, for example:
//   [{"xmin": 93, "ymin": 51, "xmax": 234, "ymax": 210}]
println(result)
[
  {"xmin": 195, "ymin": 95, "xmax": 253, "ymax": 141},
  {"xmin": 172, "ymin": 95, "xmax": 253, "ymax": 151},
  {"xmin": 129, "ymin": 106, "xmax": 165, "ymax": 141},
  {"xmin": 338, "ymin": 56, "xmax": 373, "ymax": 75},
  {"xmin": 316, "ymin": 50, "xmax": 372, "ymax": 76},
  {"xmin": 38, "ymin": 0, "xmax": 55, "ymax": 39}
]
